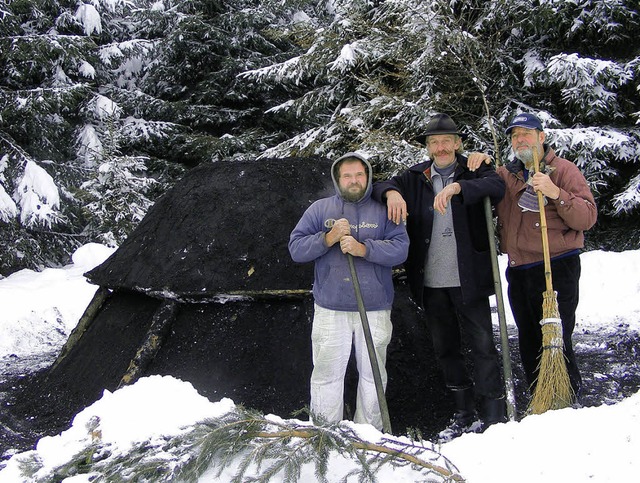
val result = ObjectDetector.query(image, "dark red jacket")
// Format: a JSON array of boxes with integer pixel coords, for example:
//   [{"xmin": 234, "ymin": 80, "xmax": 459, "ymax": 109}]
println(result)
[
  {"xmin": 372, "ymin": 154, "xmax": 505, "ymax": 306},
  {"xmin": 496, "ymin": 146, "xmax": 597, "ymax": 267}
]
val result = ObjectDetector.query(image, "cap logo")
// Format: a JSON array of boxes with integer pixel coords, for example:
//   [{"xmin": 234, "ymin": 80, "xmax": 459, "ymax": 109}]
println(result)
[{"xmin": 513, "ymin": 115, "xmax": 527, "ymax": 123}]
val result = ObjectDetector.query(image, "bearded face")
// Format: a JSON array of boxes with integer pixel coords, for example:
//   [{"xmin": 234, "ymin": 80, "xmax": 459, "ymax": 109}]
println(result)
[
  {"xmin": 515, "ymin": 146, "xmax": 534, "ymax": 168},
  {"xmin": 510, "ymin": 127, "xmax": 545, "ymax": 169},
  {"xmin": 338, "ymin": 160, "xmax": 368, "ymax": 202}
]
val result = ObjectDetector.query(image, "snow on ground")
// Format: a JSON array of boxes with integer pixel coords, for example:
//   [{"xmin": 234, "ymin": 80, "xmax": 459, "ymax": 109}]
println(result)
[{"xmin": 1, "ymin": 245, "xmax": 639, "ymax": 482}]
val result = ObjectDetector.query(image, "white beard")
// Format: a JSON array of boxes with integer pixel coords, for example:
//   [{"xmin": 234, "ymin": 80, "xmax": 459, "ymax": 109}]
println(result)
[{"xmin": 515, "ymin": 147, "xmax": 534, "ymax": 170}]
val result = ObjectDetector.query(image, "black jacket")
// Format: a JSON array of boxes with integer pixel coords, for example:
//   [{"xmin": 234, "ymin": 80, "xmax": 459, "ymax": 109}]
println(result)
[{"xmin": 372, "ymin": 154, "xmax": 505, "ymax": 306}]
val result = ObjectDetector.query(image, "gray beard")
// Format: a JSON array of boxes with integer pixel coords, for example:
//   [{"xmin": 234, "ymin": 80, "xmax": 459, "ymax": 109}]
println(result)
[{"xmin": 515, "ymin": 148, "xmax": 534, "ymax": 170}]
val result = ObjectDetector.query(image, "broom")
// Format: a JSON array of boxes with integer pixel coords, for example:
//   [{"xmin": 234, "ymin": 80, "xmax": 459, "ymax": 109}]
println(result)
[{"xmin": 527, "ymin": 147, "xmax": 574, "ymax": 414}]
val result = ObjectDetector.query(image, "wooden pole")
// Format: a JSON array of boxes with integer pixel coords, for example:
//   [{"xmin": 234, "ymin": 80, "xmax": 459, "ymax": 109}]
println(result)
[{"xmin": 347, "ymin": 254, "xmax": 392, "ymax": 434}]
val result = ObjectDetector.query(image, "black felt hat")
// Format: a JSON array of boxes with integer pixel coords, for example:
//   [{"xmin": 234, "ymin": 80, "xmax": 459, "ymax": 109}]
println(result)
[{"xmin": 416, "ymin": 113, "xmax": 468, "ymax": 145}]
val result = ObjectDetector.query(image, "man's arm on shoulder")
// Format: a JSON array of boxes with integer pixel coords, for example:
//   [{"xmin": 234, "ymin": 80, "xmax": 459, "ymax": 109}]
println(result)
[{"xmin": 458, "ymin": 162, "xmax": 505, "ymax": 205}]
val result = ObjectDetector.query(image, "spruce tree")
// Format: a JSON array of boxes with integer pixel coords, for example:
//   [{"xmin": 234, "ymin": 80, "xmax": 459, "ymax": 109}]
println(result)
[
  {"xmin": 243, "ymin": 0, "xmax": 640, "ymax": 246},
  {"xmin": 0, "ymin": 0, "xmax": 316, "ymax": 273}
]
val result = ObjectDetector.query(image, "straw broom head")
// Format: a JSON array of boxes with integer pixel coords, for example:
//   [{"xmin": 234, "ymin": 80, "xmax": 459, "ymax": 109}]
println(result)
[{"xmin": 527, "ymin": 290, "xmax": 575, "ymax": 414}]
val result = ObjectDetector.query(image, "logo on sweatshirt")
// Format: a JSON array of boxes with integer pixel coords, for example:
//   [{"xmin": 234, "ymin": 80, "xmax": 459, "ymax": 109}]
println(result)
[
  {"xmin": 324, "ymin": 218, "xmax": 336, "ymax": 229},
  {"xmin": 324, "ymin": 218, "xmax": 379, "ymax": 231}
]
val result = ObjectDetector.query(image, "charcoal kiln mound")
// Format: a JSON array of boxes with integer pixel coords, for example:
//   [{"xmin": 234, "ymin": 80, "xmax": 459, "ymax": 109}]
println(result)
[{"xmin": 3, "ymin": 157, "xmax": 452, "ymax": 457}]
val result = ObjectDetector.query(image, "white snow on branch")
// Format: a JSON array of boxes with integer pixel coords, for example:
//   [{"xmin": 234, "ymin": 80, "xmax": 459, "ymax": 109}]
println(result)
[
  {"xmin": 53, "ymin": 65, "xmax": 72, "ymax": 86},
  {"xmin": 88, "ymin": 95, "xmax": 121, "ymax": 121},
  {"xmin": 77, "ymin": 124, "xmax": 104, "ymax": 166},
  {"xmin": 99, "ymin": 40, "xmax": 155, "ymax": 66},
  {"xmin": 75, "ymin": 4, "xmax": 102, "ymax": 36},
  {"xmin": 14, "ymin": 161, "xmax": 61, "ymax": 228},
  {"xmin": 121, "ymin": 117, "xmax": 177, "ymax": 141},
  {"xmin": 329, "ymin": 43, "xmax": 358, "ymax": 73},
  {"xmin": 612, "ymin": 173, "xmax": 640, "ymax": 215},
  {"xmin": 0, "ymin": 155, "xmax": 17, "ymax": 221},
  {"xmin": 547, "ymin": 126, "xmax": 635, "ymax": 162},
  {"xmin": 100, "ymin": 0, "xmax": 130, "ymax": 13},
  {"xmin": 0, "ymin": 183, "xmax": 17, "ymax": 222},
  {"xmin": 240, "ymin": 55, "xmax": 305, "ymax": 85},
  {"xmin": 79, "ymin": 60, "xmax": 96, "ymax": 79},
  {"xmin": 521, "ymin": 50, "xmax": 545, "ymax": 87},
  {"xmin": 151, "ymin": 1, "xmax": 165, "ymax": 12},
  {"xmin": 540, "ymin": 53, "xmax": 632, "ymax": 119}
]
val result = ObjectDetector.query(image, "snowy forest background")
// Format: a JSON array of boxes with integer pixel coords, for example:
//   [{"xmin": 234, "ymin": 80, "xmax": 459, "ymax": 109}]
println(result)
[{"xmin": 1, "ymin": 0, "xmax": 639, "ymax": 275}]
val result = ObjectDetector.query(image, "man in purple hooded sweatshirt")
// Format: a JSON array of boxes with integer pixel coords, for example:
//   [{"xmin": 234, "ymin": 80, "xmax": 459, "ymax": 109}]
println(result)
[{"xmin": 289, "ymin": 152, "xmax": 408, "ymax": 431}]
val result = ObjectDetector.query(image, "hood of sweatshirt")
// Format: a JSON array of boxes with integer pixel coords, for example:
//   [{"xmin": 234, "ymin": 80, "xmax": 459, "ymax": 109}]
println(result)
[{"xmin": 330, "ymin": 152, "xmax": 373, "ymax": 204}]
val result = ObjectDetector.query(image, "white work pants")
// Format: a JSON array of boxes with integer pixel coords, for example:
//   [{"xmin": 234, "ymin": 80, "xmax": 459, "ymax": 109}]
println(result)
[{"xmin": 310, "ymin": 304, "xmax": 392, "ymax": 431}]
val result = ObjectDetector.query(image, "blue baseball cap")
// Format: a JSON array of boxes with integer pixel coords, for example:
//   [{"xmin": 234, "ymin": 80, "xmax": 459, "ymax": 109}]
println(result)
[{"xmin": 505, "ymin": 113, "xmax": 543, "ymax": 134}]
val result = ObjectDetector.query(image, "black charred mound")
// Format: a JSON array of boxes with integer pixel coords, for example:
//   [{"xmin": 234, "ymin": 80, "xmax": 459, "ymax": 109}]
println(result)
[
  {"xmin": 1, "ymin": 157, "xmax": 456, "ymax": 459},
  {"xmin": 84, "ymin": 157, "xmax": 337, "ymax": 296}
]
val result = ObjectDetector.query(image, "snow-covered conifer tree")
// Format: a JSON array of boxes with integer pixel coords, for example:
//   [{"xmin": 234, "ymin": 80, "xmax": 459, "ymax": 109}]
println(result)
[
  {"xmin": 0, "ymin": 0, "xmax": 316, "ymax": 273},
  {"xmin": 241, "ymin": 0, "xmax": 640, "ymax": 246}
]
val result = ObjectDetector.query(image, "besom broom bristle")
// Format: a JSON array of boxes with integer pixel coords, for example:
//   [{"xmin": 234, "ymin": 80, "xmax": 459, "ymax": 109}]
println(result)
[{"xmin": 527, "ymin": 290, "xmax": 574, "ymax": 414}]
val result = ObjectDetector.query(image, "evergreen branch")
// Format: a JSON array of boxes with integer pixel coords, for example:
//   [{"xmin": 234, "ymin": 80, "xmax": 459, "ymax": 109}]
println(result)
[
  {"xmin": 254, "ymin": 429, "xmax": 463, "ymax": 481},
  {"xmin": 23, "ymin": 406, "xmax": 464, "ymax": 482}
]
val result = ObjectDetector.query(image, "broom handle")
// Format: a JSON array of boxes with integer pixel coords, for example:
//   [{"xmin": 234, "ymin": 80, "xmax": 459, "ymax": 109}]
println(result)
[{"xmin": 532, "ymin": 148, "xmax": 554, "ymax": 293}]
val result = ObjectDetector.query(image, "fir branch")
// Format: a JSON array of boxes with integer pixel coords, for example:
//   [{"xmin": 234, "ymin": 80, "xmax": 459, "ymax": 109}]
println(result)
[{"xmin": 29, "ymin": 406, "xmax": 465, "ymax": 483}]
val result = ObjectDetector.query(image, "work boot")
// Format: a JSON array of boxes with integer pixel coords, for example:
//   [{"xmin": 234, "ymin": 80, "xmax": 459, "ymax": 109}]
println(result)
[
  {"xmin": 481, "ymin": 397, "xmax": 507, "ymax": 431},
  {"xmin": 437, "ymin": 388, "xmax": 481, "ymax": 443}
]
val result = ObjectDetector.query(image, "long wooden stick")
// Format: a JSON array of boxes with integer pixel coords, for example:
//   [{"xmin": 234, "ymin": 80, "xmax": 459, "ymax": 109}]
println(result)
[
  {"xmin": 347, "ymin": 254, "xmax": 392, "ymax": 434},
  {"xmin": 532, "ymin": 149, "xmax": 554, "ymax": 292},
  {"xmin": 483, "ymin": 197, "xmax": 517, "ymax": 421}
]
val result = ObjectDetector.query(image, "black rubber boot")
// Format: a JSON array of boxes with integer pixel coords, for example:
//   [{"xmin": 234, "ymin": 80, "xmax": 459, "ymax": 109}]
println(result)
[
  {"xmin": 481, "ymin": 397, "xmax": 507, "ymax": 431},
  {"xmin": 437, "ymin": 388, "xmax": 481, "ymax": 443}
]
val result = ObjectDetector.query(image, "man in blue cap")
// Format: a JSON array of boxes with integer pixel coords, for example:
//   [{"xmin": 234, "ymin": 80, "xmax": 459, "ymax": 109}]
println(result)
[
  {"xmin": 495, "ymin": 112, "xmax": 598, "ymax": 401},
  {"xmin": 372, "ymin": 113, "xmax": 507, "ymax": 442}
]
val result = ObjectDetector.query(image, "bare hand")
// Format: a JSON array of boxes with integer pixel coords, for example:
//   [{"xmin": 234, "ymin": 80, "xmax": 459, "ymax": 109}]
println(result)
[
  {"xmin": 467, "ymin": 152, "xmax": 492, "ymax": 171},
  {"xmin": 531, "ymin": 172, "xmax": 560, "ymax": 200},
  {"xmin": 339, "ymin": 235, "xmax": 366, "ymax": 257},
  {"xmin": 325, "ymin": 218, "xmax": 351, "ymax": 246},
  {"xmin": 433, "ymin": 182, "xmax": 461, "ymax": 215},
  {"xmin": 385, "ymin": 190, "xmax": 408, "ymax": 225}
]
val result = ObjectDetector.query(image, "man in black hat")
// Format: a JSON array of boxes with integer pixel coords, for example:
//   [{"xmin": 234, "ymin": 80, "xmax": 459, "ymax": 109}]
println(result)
[{"xmin": 372, "ymin": 113, "xmax": 507, "ymax": 442}]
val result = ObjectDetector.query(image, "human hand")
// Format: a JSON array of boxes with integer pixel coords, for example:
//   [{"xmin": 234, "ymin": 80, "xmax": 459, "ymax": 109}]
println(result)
[
  {"xmin": 325, "ymin": 218, "xmax": 351, "ymax": 246},
  {"xmin": 467, "ymin": 152, "xmax": 493, "ymax": 171},
  {"xmin": 339, "ymin": 235, "xmax": 366, "ymax": 257},
  {"xmin": 531, "ymin": 172, "xmax": 560, "ymax": 200},
  {"xmin": 433, "ymin": 182, "xmax": 461, "ymax": 215},
  {"xmin": 385, "ymin": 190, "xmax": 408, "ymax": 225}
]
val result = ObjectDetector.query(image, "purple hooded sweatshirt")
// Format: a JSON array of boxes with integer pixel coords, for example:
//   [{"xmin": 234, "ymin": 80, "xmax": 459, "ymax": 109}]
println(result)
[{"xmin": 288, "ymin": 153, "xmax": 409, "ymax": 311}]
